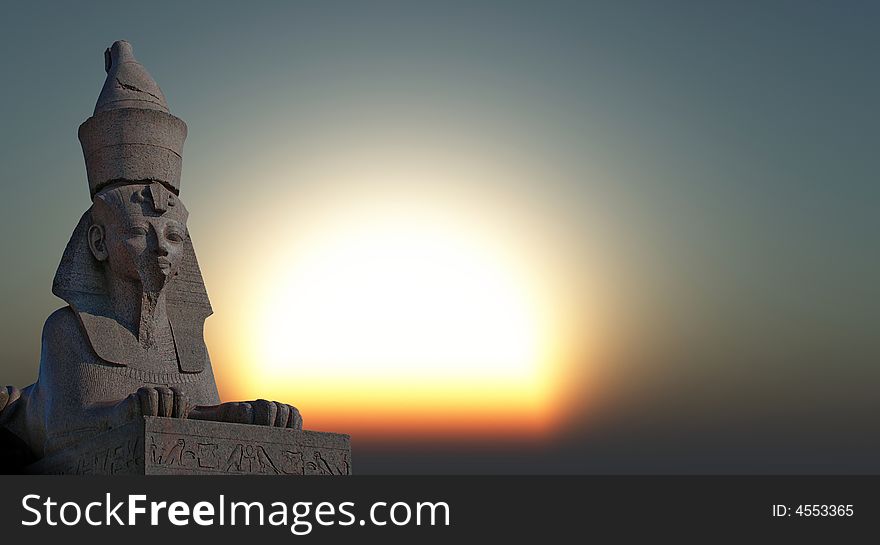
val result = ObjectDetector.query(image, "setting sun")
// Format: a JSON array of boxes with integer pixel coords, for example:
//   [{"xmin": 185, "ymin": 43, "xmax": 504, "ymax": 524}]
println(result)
[
  {"xmin": 242, "ymin": 200, "xmax": 562, "ymax": 438},
  {"xmin": 259, "ymin": 214, "xmax": 542, "ymax": 381},
  {"xmin": 201, "ymin": 148, "xmax": 585, "ymax": 440}
]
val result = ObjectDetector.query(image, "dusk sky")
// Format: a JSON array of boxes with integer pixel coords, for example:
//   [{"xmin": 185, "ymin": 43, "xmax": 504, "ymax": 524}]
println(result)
[{"xmin": 1, "ymin": 1, "xmax": 878, "ymax": 473}]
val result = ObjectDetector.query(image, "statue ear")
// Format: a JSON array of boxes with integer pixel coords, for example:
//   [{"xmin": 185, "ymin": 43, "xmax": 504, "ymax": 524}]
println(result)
[{"xmin": 88, "ymin": 223, "xmax": 108, "ymax": 261}]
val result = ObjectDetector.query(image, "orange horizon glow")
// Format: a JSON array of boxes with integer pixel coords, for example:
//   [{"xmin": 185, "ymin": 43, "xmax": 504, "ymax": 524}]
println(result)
[
  {"xmin": 196, "ymin": 131, "xmax": 598, "ymax": 444},
  {"xmin": 215, "ymin": 377, "xmax": 565, "ymax": 443}
]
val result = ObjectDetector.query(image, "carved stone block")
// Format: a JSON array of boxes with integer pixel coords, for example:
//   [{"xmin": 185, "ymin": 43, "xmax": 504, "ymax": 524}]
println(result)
[{"xmin": 26, "ymin": 417, "xmax": 351, "ymax": 475}]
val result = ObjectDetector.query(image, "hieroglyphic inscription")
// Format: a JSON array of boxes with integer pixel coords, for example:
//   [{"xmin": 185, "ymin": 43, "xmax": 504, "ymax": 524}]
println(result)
[
  {"xmin": 303, "ymin": 450, "xmax": 351, "ymax": 475},
  {"xmin": 75, "ymin": 435, "xmax": 142, "ymax": 474},
  {"xmin": 26, "ymin": 418, "xmax": 351, "ymax": 475},
  {"xmin": 38, "ymin": 435, "xmax": 143, "ymax": 475},
  {"xmin": 147, "ymin": 433, "xmax": 351, "ymax": 475}
]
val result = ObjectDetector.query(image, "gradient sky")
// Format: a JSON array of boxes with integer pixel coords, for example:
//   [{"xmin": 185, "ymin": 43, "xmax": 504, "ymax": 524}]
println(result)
[{"xmin": 1, "ymin": 1, "xmax": 878, "ymax": 473}]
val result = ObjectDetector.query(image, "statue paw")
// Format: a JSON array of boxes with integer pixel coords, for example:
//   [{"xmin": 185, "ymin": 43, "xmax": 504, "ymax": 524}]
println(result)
[
  {"xmin": 134, "ymin": 386, "xmax": 190, "ymax": 418},
  {"xmin": 220, "ymin": 400, "xmax": 302, "ymax": 429}
]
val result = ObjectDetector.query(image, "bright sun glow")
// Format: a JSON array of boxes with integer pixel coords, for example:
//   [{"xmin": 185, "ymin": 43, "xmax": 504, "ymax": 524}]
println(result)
[
  {"xmin": 258, "ymin": 214, "xmax": 542, "ymax": 383},
  {"xmin": 206, "ymin": 146, "xmax": 585, "ymax": 439}
]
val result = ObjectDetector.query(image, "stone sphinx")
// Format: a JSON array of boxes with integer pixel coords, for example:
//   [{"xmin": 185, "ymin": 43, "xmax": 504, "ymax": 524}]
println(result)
[{"xmin": 0, "ymin": 41, "xmax": 349, "ymax": 474}]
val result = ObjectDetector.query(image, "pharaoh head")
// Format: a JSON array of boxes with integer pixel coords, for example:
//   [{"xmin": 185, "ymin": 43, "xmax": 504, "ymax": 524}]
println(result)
[
  {"xmin": 89, "ymin": 183, "xmax": 189, "ymax": 294},
  {"xmin": 50, "ymin": 41, "xmax": 211, "ymax": 372}
]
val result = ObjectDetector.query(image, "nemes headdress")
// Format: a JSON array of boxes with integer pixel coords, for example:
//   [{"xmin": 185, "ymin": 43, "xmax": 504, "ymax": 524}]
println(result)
[{"xmin": 53, "ymin": 41, "xmax": 211, "ymax": 373}]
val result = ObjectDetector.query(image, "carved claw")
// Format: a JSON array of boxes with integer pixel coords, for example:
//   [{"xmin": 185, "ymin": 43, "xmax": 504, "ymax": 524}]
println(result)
[
  {"xmin": 271, "ymin": 401, "xmax": 303, "ymax": 429},
  {"xmin": 261, "ymin": 400, "xmax": 301, "ymax": 429},
  {"xmin": 199, "ymin": 400, "xmax": 302, "ymax": 429},
  {"xmin": 134, "ymin": 386, "xmax": 190, "ymax": 418},
  {"xmin": 252, "ymin": 399, "xmax": 276, "ymax": 426},
  {"xmin": 287, "ymin": 405, "xmax": 303, "ymax": 430}
]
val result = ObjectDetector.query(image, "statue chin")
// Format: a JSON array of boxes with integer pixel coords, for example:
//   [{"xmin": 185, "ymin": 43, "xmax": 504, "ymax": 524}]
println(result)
[{"xmin": 139, "ymin": 270, "xmax": 171, "ymax": 295}]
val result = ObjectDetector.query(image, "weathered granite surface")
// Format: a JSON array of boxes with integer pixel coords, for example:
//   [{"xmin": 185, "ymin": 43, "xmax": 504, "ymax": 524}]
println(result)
[
  {"xmin": 27, "ymin": 417, "xmax": 351, "ymax": 476},
  {"xmin": 0, "ymin": 41, "xmax": 346, "ymax": 473}
]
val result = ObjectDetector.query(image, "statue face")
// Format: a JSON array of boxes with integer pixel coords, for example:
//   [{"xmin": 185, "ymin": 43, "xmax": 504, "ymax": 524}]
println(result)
[{"xmin": 89, "ymin": 183, "xmax": 189, "ymax": 292}]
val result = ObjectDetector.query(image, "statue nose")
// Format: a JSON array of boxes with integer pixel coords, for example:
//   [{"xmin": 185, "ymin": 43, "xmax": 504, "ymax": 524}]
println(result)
[{"xmin": 150, "ymin": 227, "xmax": 170, "ymax": 256}]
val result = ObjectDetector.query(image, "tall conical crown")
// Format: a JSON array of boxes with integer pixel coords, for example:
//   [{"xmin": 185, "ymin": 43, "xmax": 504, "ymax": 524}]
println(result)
[
  {"xmin": 94, "ymin": 40, "xmax": 169, "ymax": 114},
  {"xmin": 78, "ymin": 41, "xmax": 187, "ymax": 199}
]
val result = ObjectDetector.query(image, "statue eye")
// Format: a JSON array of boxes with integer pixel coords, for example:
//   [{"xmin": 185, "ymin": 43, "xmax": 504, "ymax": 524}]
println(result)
[
  {"xmin": 166, "ymin": 230, "xmax": 185, "ymax": 243},
  {"xmin": 129, "ymin": 226, "xmax": 148, "ymax": 237}
]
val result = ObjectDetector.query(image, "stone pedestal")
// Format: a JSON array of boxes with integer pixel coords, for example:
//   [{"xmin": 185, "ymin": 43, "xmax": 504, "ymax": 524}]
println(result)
[{"xmin": 26, "ymin": 417, "xmax": 351, "ymax": 475}]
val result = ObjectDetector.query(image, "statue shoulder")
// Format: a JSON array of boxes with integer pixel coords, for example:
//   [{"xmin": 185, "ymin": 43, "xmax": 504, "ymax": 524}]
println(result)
[
  {"xmin": 41, "ymin": 306, "xmax": 91, "ymax": 358},
  {"xmin": 42, "ymin": 306, "xmax": 79, "ymax": 339}
]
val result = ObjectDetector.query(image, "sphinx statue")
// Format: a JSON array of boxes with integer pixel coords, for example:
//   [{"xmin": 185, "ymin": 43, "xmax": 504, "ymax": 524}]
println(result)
[{"xmin": 0, "ymin": 41, "xmax": 302, "ymax": 470}]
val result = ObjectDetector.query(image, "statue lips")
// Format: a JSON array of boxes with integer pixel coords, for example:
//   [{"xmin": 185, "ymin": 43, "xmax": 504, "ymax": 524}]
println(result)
[{"xmin": 157, "ymin": 256, "xmax": 173, "ymax": 275}]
